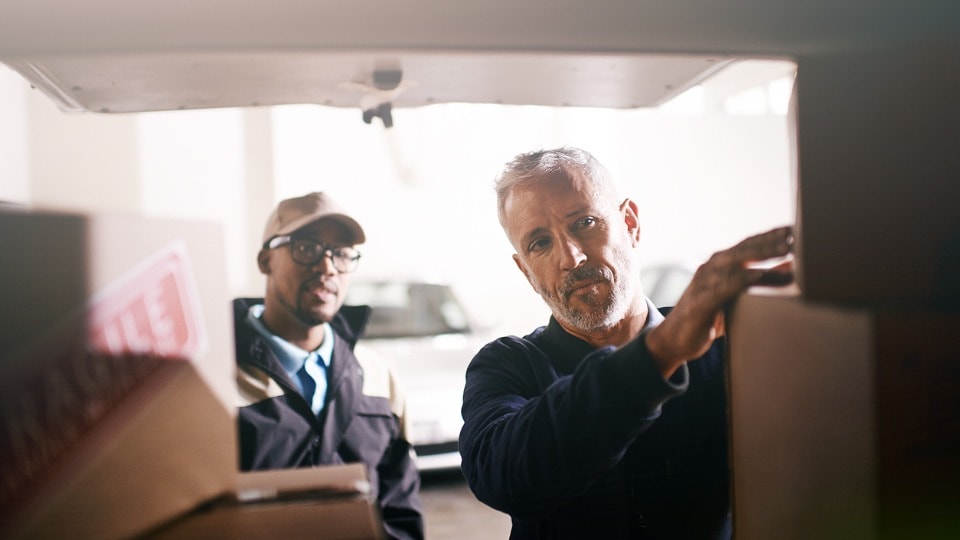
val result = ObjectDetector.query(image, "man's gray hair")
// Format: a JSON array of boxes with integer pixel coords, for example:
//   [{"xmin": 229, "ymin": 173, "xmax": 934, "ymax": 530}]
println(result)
[{"xmin": 494, "ymin": 147, "xmax": 621, "ymax": 228}]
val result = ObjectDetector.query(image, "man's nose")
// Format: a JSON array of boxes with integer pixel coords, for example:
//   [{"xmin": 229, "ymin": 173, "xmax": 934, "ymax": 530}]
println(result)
[{"xmin": 559, "ymin": 238, "xmax": 587, "ymax": 270}]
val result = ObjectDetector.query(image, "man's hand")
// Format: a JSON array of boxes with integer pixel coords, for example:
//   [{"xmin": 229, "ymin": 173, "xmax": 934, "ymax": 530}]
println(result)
[{"xmin": 645, "ymin": 226, "xmax": 794, "ymax": 378}]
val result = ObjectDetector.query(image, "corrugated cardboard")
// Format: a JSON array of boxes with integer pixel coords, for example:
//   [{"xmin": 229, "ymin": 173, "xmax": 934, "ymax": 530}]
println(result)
[
  {"xmin": 0, "ymin": 209, "xmax": 237, "ymax": 539},
  {"xmin": 727, "ymin": 290, "xmax": 960, "ymax": 539},
  {"xmin": 144, "ymin": 464, "xmax": 385, "ymax": 540},
  {"xmin": 6, "ymin": 361, "xmax": 235, "ymax": 540}
]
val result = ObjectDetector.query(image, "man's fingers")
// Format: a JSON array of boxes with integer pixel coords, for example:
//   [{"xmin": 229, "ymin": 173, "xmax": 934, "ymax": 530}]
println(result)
[
  {"xmin": 713, "ymin": 311, "xmax": 726, "ymax": 339},
  {"xmin": 754, "ymin": 259, "xmax": 795, "ymax": 286},
  {"xmin": 657, "ymin": 226, "xmax": 794, "ymax": 368},
  {"xmin": 734, "ymin": 226, "xmax": 794, "ymax": 263}
]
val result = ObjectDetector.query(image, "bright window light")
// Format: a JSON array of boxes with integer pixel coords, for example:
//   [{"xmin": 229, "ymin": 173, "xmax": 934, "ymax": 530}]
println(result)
[{"xmin": 658, "ymin": 85, "xmax": 705, "ymax": 115}]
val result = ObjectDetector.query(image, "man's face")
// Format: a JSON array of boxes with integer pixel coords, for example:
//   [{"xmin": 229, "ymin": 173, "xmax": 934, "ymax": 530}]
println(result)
[
  {"xmin": 261, "ymin": 219, "xmax": 356, "ymax": 328},
  {"xmin": 503, "ymin": 169, "xmax": 641, "ymax": 334}
]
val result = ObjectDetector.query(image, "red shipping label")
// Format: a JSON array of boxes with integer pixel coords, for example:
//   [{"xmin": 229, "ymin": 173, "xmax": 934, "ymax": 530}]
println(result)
[{"xmin": 87, "ymin": 242, "xmax": 206, "ymax": 359}]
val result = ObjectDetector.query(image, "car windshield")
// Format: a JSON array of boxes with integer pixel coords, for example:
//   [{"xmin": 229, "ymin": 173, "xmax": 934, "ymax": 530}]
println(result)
[{"xmin": 348, "ymin": 282, "xmax": 471, "ymax": 339}]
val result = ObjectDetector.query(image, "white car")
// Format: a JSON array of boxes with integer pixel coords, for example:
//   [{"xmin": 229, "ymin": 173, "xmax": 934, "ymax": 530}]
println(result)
[
  {"xmin": 641, "ymin": 264, "xmax": 695, "ymax": 309},
  {"xmin": 347, "ymin": 281, "xmax": 487, "ymax": 471}
]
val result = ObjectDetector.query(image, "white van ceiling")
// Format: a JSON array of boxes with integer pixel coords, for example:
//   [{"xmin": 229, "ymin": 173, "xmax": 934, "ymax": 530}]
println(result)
[
  {"xmin": 0, "ymin": 0, "xmax": 954, "ymax": 114},
  {"xmin": 2, "ymin": 52, "xmax": 730, "ymax": 113}
]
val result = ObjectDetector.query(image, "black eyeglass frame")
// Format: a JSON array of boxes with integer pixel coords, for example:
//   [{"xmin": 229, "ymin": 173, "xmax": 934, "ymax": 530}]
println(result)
[{"xmin": 264, "ymin": 235, "xmax": 362, "ymax": 273}]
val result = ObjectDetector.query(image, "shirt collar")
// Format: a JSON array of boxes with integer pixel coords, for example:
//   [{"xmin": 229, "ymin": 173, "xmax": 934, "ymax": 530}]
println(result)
[
  {"xmin": 245, "ymin": 304, "xmax": 334, "ymax": 378},
  {"xmin": 642, "ymin": 297, "xmax": 665, "ymax": 329}
]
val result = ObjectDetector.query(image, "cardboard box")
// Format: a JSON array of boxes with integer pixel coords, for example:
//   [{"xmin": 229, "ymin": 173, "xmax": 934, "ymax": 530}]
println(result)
[
  {"xmin": 143, "ymin": 464, "xmax": 385, "ymax": 540},
  {"xmin": 791, "ymin": 43, "xmax": 960, "ymax": 308},
  {"xmin": 0, "ymin": 209, "xmax": 237, "ymax": 539},
  {"xmin": 5, "ymin": 361, "xmax": 235, "ymax": 540},
  {"xmin": 727, "ymin": 290, "xmax": 960, "ymax": 539}
]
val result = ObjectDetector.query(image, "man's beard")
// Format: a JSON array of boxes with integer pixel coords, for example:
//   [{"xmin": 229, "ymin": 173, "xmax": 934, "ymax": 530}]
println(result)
[
  {"xmin": 285, "ymin": 277, "xmax": 338, "ymax": 327},
  {"xmin": 293, "ymin": 304, "xmax": 328, "ymax": 327},
  {"xmin": 539, "ymin": 249, "xmax": 634, "ymax": 334}
]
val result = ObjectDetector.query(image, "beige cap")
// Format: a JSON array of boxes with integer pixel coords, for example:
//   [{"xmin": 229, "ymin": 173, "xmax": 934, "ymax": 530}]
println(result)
[{"xmin": 261, "ymin": 192, "xmax": 366, "ymax": 246}]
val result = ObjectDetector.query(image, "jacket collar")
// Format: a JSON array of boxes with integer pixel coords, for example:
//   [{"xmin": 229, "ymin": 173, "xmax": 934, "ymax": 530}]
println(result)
[
  {"xmin": 233, "ymin": 297, "xmax": 371, "ymax": 439},
  {"xmin": 540, "ymin": 316, "xmax": 599, "ymax": 375}
]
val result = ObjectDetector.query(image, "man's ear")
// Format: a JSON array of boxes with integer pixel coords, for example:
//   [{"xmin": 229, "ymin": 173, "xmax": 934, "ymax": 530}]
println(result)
[
  {"xmin": 621, "ymin": 198, "xmax": 641, "ymax": 247},
  {"xmin": 257, "ymin": 249, "xmax": 271, "ymax": 275}
]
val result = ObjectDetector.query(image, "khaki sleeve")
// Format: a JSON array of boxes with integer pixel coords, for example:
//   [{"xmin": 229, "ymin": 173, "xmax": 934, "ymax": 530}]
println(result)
[
  {"xmin": 236, "ymin": 363, "xmax": 287, "ymax": 406},
  {"xmin": 354, "ymin": 342, "xmax": 412, "ymax": 443}
]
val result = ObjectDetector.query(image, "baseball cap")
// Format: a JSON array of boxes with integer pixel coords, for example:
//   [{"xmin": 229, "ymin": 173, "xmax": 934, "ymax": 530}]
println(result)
[{"xmin": 261, "ymin": 192, "xmax": 366, "ymax": 246}]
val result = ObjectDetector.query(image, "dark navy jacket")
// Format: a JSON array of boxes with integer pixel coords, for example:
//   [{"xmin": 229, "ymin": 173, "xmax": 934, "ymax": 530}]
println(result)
[
  {"xmin": 233, "ymin": 298, "xmax": 424, "ymax": 540},
  {"xmin": 459, "ymin": 310, "xmax": 731, "ymax": 539}
]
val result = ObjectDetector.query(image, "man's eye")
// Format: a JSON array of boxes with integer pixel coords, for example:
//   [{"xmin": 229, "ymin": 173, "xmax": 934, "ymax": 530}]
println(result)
[
  {"xmin": 294, "ymin": 242, "xmax": 320, "ymax": 254},
  {"xmin": 576, "ymin": 216, "xmax": 598, "ymax": 229},
  {"xmin": 527, "ymin": 238, "xmax": 551, "ymax": 253}
]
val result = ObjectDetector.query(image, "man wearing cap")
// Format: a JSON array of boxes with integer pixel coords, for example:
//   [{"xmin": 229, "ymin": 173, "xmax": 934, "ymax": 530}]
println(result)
[{"xmin": 234, "ymin": 192, "xmax": 424, "ymax": 539}]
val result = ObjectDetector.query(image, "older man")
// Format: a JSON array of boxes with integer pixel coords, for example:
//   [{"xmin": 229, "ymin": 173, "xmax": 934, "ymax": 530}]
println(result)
[
  {"xmin": 459, "ymin": 147, "xmax": 792, "ymax": 538},
  {"xmin": 234, "ymin": 192, "xmax": 423, "ymax": 540}
]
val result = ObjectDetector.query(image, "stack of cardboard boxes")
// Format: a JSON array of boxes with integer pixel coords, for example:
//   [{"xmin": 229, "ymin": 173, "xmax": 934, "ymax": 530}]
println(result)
[
  {"xmin": 0, "ymin": 210, "xmax": 384, "ymax": 539},
  {"xmin": 727, "ymin": 44, "xmax": 960, "ymax": 539}
]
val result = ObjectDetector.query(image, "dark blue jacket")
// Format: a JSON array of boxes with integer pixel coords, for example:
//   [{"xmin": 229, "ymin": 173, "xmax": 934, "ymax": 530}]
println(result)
[
  {"xmin": 459, "ymin": 312, "xmax": 731, "ymax": 539},
  {"xmin": 233, "ymin": 298, "xmax": 424, "ymax": 540}
]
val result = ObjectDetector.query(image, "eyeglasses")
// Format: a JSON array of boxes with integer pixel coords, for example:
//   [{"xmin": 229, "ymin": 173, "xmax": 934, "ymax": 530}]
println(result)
[{"xmin": 264, "ymin": 235, "xmax": 362, "ymax": 273}]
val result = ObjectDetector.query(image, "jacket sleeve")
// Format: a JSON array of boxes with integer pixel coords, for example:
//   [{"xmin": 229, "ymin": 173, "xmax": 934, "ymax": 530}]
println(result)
[
  {"xmin": 458, "ymin": 330, "xmax": 688, "ymax": 518},
  {"xmin": 367, "ymin": 356, "xmax": 424, "ymax": 540},
  {"xmin": 376, "ymin": 433, "xmax": 424, "ymax": 540}
]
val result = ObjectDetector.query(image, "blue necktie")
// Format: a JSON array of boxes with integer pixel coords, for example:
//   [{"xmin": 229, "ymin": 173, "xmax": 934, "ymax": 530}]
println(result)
[{"xmin": 296, "ymin": 352, "xmax": 327, "ymax": 415}]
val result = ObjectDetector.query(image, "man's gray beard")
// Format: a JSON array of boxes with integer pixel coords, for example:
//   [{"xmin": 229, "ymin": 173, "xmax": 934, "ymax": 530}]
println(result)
[
  {"xmin": 560, "ymin": 276, "xmax": 631, "ymax": 333},
  {"xmin": 547, "ymin": 263, "xmax": 634, "ymax": 334}
]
